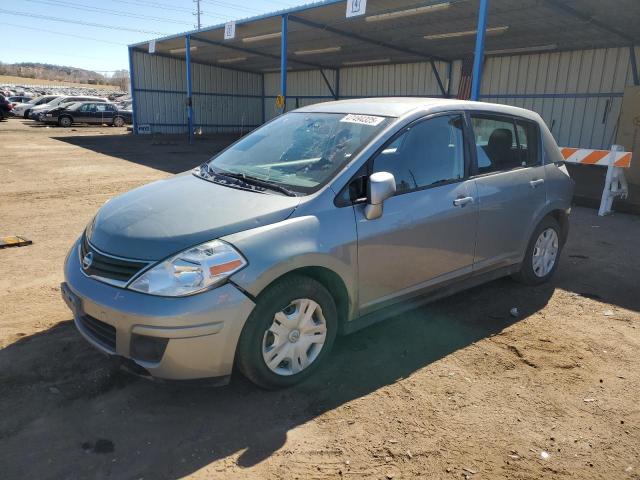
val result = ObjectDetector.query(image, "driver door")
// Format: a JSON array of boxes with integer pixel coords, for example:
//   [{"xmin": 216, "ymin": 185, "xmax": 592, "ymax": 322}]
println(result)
[{"xmin": 355, "ymin": 113, "xmax": 478, "ymax": 314}]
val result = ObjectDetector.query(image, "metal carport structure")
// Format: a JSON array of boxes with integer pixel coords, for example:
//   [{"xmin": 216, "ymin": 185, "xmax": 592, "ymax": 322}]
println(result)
[{"xmin": 128, "ymin": 0, "xmax": 640, "ymax": 147}]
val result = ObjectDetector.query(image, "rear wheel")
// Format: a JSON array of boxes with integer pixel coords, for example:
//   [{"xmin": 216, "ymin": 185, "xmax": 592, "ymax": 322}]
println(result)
[
  {"xmin": 513, "ymin": 216, "xmax": 562, "ymax": 285},
  {"xmin": 113, "ymin": 116, "xmax": 125, "ymax": 127},
  {"xmin": 23, "ymin": 110, "xmax": 30, "ymax": 119},
  {"xmin": 236, "ymin": 275, "xmax": 337, "ymax": 389},
  {"xmin": 58, "ymin": 116, "xmax": 72, "ymax": 128}
]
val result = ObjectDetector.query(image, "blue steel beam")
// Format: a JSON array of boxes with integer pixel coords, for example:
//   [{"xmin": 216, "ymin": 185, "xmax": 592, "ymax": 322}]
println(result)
[
  {"xmin": 185, "ymin": 34, "xmax": 194, "ymax": 143},
  {"xmin": 630, "ymin": 46, "xmax": 639, "ymax": 86},
  {"xmin": 319, "ymin": 69, "xmax": 337, "ymax": 99},
  {"xmin": 281, "ymin": 14, "xmax": 288, "ymax": 113},
  {"xmin": 542, "ymin": 0, "xmax": 638, "ymax": 45},
  {"xmin": 189, "ymin": 35, "xmax": 326, "ymax": 70},
  {"xmin": 470, "ymin": 0, "xmax": 489, "ymax": 101},
  {"xmin": 287, "ymin": 15, "xmax": 448, "ymax": 63},
  {"xmin": 128, "ymin": 46, "xmax": 138, "ymax": 133},
  {"xmin": 287, "ymin": 14, "xmax": 448, "ymax": 96}
]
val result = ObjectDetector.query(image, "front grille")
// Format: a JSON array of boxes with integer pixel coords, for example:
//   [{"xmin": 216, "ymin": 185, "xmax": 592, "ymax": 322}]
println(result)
[
  {"xmin": 79, "ymin": 314, "xmax": 116, "ymax": 350},
  {"xmin": 80, "ymin": 234, "xmax": 148, "ymax": 284}
]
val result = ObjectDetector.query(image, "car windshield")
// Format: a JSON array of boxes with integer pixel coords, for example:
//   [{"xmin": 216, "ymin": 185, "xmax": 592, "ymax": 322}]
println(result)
[{"xmin": 205, "ymin": 112, "xmax": 391, "ymax": 195}]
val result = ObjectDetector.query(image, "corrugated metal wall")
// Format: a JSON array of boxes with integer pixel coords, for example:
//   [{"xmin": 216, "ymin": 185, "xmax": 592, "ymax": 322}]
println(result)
[
  {"xmin": 134, "ymin": 46, "xmax": 637, "ymax": 150},
  {"xmin": 263, "ymin": 60, "xmax": 453, "ymax": 121},
  {"xmin": 263, "ymin": 69, "xmax": 338, "ymax": 120},
  {"xmin": 132, "ymin": 50, "xmax": 263, "ymax": 134},
  {"xmin": 480, "ymin": 47, "xmax": 637, "ymax": 149}
]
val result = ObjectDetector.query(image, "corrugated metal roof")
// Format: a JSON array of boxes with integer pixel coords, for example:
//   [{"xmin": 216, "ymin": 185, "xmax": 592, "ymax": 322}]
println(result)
[{"xmin": 130, "ymin": 0, "xmax": 640, "ymax": 73}]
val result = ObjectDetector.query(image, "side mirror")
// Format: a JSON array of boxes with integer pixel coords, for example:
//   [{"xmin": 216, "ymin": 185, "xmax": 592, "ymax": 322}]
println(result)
[{"xmin": 364, "ymin": 171, "xmax": 396, "ymax": 220}]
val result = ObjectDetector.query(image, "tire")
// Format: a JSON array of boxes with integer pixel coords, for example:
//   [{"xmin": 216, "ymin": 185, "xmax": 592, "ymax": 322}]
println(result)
[
  {"xmin": 236, "ymin": 275, "xmax": 338, "ymax": 389},
  {"xmin": 113, "ymin": 116, "xmax": 125, "ymax": 127},
  {"xmin": 58, "ymin": 116, "xmax": 72, "ymax": 128},
  {"xmin": 24, "ymin": 110, "xmax": 30, "ymax": 119},
  {"xmin": 513, "ymin": 216, "xmax": 562, "ymax": 285}
]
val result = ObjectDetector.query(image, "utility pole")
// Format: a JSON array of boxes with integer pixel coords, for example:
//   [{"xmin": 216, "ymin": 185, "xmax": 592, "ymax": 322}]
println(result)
[{"xmin": 194, "ymin": 0, "xmax": 201, "ymax": 30}]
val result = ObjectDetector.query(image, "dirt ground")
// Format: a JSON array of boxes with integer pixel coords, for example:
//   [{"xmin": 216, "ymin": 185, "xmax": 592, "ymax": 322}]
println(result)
[{"xmin": 1, "ymin": 119, "xmax": 639, "ymax": 480}]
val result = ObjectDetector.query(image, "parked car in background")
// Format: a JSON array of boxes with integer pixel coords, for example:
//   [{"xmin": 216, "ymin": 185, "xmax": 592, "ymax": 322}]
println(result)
[
  {"xmin": 43, "ymin": 101, "xmax": 132, "ymax": 127},
  {"xmin": 13, "ymin": 95, "xmax": 60, "ymax": 119},
  {"xmin": 62, "ymin": 98, "xmax": 574, "ymax": 389},
  {"xmin": 29, "ymin": 96, "xmax": 107, "ymax": 120},
  {"xmin": 0, "ymin": 95, "xmax": 13, "ymax": 120},
  {"xmin": 7, "ymin": 96, "xmax": 32, "ymax": 106}
]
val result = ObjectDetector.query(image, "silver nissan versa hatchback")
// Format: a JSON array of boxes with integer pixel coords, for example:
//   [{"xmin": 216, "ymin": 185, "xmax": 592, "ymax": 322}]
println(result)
[{"xmin": 62, "ymin": 98, "xmax": 574, "ymax": 389}]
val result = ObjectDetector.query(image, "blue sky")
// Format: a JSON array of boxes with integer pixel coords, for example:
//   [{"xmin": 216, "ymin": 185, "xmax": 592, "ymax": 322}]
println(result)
[{"xmin": 0, "ymin": 0, "xmax": 306, "ymax": 73}]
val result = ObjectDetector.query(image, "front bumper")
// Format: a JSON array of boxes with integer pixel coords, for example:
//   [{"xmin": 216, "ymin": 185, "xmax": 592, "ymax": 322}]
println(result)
[{"xmin": 62, "ymin": 239, "xmax": 255, "ymax": 381}]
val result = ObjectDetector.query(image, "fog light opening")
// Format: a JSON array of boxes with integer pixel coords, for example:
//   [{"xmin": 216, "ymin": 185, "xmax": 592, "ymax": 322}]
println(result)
[{"xmin": 130, "ymin": 334, "xmax": 169, "ymax": 363}]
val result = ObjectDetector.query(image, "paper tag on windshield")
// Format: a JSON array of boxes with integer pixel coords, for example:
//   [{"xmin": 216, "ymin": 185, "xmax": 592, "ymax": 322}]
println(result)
[{"xmin": 340, "ymin": 114, "xmax": 385, "ymax": 126}]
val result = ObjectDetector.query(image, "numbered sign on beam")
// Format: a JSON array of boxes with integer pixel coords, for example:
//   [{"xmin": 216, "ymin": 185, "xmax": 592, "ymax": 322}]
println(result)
[
  {"xmin": 148, "ymin": 40, "xmax": 156, "ymax": 54},
  {"xmin": 346, "ymin": 0, "xmax": 367, "ymax": 17},
  {"xmin": 224, "ymin": 21, "xmax": 236, "ymax": 40}
]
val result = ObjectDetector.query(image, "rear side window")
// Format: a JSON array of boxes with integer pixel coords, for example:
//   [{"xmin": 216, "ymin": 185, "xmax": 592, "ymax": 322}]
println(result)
[
  {"xmin": 470, "ymin": 115, "xmax": 520, "ymax": 173},
  {"xmin": 515, "ymin": 119, "xmax": 540, "ymax": 167},
  {"xmin": 471, "ymin": 114, "xmax": 542, "ymax": 173},
  {"xmin": 373, "ymin": 114, "xmax": 465, "ymax": 194}
]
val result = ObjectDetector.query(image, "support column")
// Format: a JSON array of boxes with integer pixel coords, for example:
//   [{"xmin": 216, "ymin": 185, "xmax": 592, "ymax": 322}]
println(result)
[
  {"xmin": 185, "ymin": 35, "xmax": 194, "ymax": 143},
  {"xmin": 630, "ymin": 45, "xmax": 639, "ymax": 86},
  {"xmin": 261, "ymin": 72, "xmax": 266, "ymax": 124},
  {"xmin": 280, "ymin": 14, "xmax": 288, "ymax": 114},
  {"xmin": 470, "ymin": 0, "xmax": 489, "ymax": 101},
  {"xmin": 127, "ymin": 47, "xmax": 138, "ymax": 133}
]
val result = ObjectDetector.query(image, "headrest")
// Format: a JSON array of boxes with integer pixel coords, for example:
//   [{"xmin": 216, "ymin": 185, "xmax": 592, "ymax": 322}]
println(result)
[{"xmin": 488, "ymin": 128, "xmax": 513, "ymax": 151}]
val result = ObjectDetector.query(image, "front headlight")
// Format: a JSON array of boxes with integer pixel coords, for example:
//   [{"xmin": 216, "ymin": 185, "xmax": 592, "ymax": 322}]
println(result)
[{"xmin": 128, "ymin": 240, "xmax": 247, "ymax": 297}]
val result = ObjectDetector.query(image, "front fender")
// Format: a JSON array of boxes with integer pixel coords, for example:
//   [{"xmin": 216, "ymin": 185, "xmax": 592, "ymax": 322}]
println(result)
[{"xmin": 223, "ymin": 207, "xmax": 358, "ymax": 318}]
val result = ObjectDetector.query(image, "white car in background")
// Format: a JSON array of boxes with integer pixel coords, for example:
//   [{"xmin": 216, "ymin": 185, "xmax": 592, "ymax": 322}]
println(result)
[{"xmin": 13, "ymin": 95, "xmax": 60, "ymax": 119}]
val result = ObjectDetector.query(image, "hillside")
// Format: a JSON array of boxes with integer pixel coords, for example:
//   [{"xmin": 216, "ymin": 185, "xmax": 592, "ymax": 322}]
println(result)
[
  {"xmin": 0, "ymin": 75, "xmax": 122, "ymax": 90},
  {"xmin": 0, "ymin": 62, "xmax": 128, "ymax": 88}
]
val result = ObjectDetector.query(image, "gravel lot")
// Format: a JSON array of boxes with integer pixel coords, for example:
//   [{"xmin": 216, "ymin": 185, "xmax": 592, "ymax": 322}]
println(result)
[{"xmin": 1, "ymin": 119, "xmax": 639, "ymax": 480}]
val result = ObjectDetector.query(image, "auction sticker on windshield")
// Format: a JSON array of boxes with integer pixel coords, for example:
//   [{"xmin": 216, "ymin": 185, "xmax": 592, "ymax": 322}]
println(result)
[{"xmin": 340, "ymin": 114, "xmax": 385, "ymax": 126}]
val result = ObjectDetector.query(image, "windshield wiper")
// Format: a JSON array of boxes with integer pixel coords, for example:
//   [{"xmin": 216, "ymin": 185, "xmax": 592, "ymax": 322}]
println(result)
[{"xmin": 217, "ymin": 171, "xmax": 298, "ymax": 197}]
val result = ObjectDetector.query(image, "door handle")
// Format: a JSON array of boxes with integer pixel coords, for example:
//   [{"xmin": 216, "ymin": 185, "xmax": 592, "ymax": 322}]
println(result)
[
  {"xmin": 529, "ymin": 179, "xmax": 545, "ymax": 188},
  {"xmin": 453, "ymin": 196, "xmax": 474, "ymax": 207}
]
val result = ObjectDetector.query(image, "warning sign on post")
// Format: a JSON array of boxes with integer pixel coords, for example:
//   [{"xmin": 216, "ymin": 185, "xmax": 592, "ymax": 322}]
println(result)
[
  {"xmin": 346, "ymin": 0, "xmax": 367, "ymax": 17},
  {"xmin": 275, "ymin": 95, "xmax": 285, "ymax": 109}
]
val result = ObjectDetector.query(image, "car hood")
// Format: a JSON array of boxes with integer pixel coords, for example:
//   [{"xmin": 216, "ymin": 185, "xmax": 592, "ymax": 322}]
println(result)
[{"xmin": 88, "ymin": 173, "xmax": 301, "ymax": 260}]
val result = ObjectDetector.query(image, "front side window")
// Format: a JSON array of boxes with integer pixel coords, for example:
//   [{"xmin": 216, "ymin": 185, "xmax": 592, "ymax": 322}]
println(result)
[
  {"xmin": 206, "ymin": 112, "xmax": 392, "ymax": 195},
  {"xmin": 373, "ymin": 114, "xmax": 465, "ymax": 194}
]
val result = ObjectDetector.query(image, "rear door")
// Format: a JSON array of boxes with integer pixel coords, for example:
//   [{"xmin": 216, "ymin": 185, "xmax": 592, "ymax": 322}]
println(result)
[
  {"xmin": 95, "ymin": 103, "xmax": 115, "ymax": 124},
  {"xmin": 469, "ymin": 113, "xmax": 546, "ymax": 271},
  {"xmin": 74, "ymin": 103, "xmax": 94, "ymax": 123},
  {"xmin": 355, "ymin": 112, "xmax": 479, "ymax": 314}
]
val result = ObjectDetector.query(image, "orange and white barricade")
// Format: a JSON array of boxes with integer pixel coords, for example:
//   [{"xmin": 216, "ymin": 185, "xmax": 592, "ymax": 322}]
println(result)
[{"xmin": 561, "ymin": 145, "xmax": 632, "ymax": 216}]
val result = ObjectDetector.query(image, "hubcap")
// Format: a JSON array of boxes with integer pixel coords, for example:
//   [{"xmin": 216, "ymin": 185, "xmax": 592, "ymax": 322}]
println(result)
[
  {"xmin": 532, "ymin": 228, "xmax": 559, "ymax": 277},
  {"xmin": 262, "ymin": 298, "xmax": 327, "ymax": 376}
]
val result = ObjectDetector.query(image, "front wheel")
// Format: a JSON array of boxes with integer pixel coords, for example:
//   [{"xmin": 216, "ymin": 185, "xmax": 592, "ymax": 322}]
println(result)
[
  {"xmin": 236, "ymin": 275, "xmax": 338, "ymax": 389},
  {"xmin": 513, "ymin": 216, "xmax": 562, "ymax": 285}
]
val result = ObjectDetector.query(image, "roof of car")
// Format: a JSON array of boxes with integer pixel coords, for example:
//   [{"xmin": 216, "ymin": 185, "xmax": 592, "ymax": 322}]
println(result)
[{"xmin": 296, "ymin": 97, "xmax": 541, "ymax": 122}]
